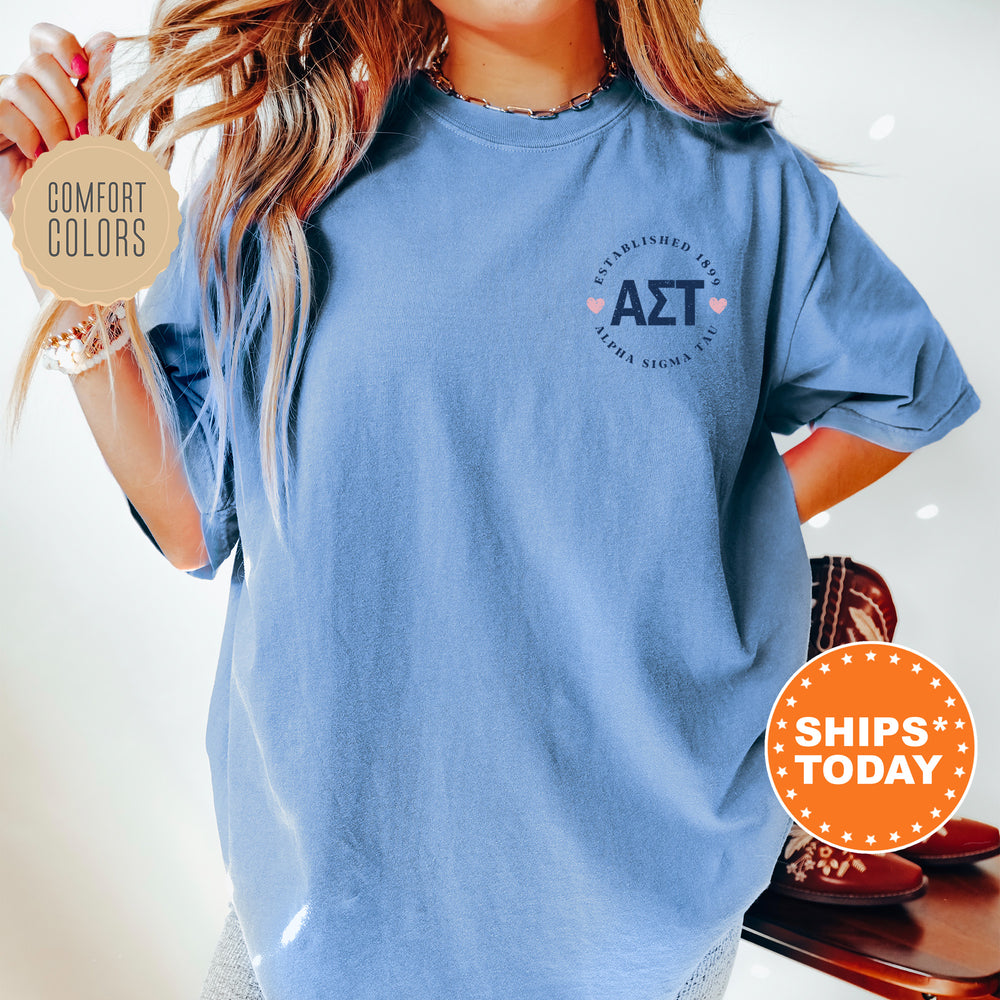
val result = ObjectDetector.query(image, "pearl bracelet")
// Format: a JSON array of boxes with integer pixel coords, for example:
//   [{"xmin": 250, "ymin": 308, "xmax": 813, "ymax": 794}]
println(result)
[{"xmin": 41, "ymin": 301, "xmax": 131, "ymax": 376}]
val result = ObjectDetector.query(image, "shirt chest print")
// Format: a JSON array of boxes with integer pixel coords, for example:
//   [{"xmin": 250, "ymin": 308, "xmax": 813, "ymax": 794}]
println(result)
[{"xmin": 584, "ymin": 233, "xmax": 729, "ymax": 370}]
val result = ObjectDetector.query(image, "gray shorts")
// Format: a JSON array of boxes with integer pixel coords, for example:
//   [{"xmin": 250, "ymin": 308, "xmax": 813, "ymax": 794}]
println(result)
[{"xmin": 199, "ymin": 906, "xmax": 741, "ymax": 1000}]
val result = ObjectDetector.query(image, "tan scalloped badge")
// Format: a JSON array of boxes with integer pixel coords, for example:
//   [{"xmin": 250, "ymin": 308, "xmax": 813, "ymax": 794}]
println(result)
[{"xmin": 10, "ymin": 134, "xmax": 180, "ymax": 305}]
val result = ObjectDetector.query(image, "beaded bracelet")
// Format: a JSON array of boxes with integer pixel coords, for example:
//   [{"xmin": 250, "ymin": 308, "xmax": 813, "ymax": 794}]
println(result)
[{"xmin": 40, "ymin": 301, "xmax": 131, "ymax": 376}]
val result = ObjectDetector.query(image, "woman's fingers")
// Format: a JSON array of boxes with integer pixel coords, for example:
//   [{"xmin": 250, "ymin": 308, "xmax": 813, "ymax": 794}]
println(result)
[
  {"xmin": 0, "ymin": 60, "xmax": 89, "ymax": 161},
  {"xmin": 0, "ymin": 83, "xmax": 19, "ymax": 156},
  {"xmin": 0, "ymin": 76, "xmax": 47, "ymax": 160},
  {"xmin": 0, "ymin": 26, "xmax": 116, "ymax": 163},
  {"xmin": 28, "ymin": 22, "xmax": 90, "ymax": 81},
  {"xmin": 0, "ymin": 23, "xmax": 90, "ymax": 159},
  {"xmin": 15, "ymin": 53, "xmax": 89, "ymax": 146}
]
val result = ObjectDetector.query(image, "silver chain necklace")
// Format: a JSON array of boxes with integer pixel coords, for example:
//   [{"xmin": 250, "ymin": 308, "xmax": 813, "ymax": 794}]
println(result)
[{"xmin": 422, "ymin": 50, "xmax": 618, "ymax": 120}]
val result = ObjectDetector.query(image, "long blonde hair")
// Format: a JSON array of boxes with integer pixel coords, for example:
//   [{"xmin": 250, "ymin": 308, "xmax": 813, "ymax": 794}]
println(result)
[{"xmin": 6, "ymin": 0, "xmax": 780, "ymax": 554}]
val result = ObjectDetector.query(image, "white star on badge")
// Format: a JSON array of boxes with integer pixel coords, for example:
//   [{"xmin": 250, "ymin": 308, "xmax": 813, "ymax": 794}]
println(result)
[
  {"xmin": 786, "ymin": 696, "xmax": 797, "ymax": 707},
  {"xmin": 946, "ymin": 789, "xmax": 956, "ymax": 799},
  {"xmin": 945, "ymin": 697, "xmax": 956, "ymax": 707},
  {"xmin": 777, "ymin": 767, "xmax": 787, "ymax": 777},
  {"xmin": 889, "ymin": 831, "xmax": 900, "ymax": 843},
  {"xmin": 866, "ymin": 835, "xmax": 876, "ymax": 845},
  {"xmin": 820, "ymin": 822, "xmax": 830, "ymax": 833},
  {"xmin": 842, "ymin": 653, "xmax": 852, "ymax": 664},
  {"xmin": 786, "ymin": 789, "xmax": 797, "ymax": 800},
  {"xmin": 889, "ymin": 654, "xmax": 900, "ymax": 664},
  {"xmin": 912, "ymin": 822, "xmax": 922, "ymax": 833},
  {"xmin": 773, "ymin": 743, "xmax": 784, "ymax": 753},
  {"xmin": 801, "ymin": 677, "xmax": 812, "ymax": 688},
  {"xmin": 819, "ymin": 664, "xmax": 830, "ymax": 674},
  {"xmin": 866, "ymin": 651, "xmax": 876, "ymax": 661},
  {"xmin": 777, "ymin": 719, "xmax": 787, "ymax": 729},
  {"xmin": 843, "ymin": 832, "xmax": 852, "ymax": 842},
  {"xmin": 801, "ymin": 808, "xmax": 811, "ymax": 819},
  {"xmin": 930, "ymin": 677, "xmax": 941, "ymax": 688},
  {"xmin": 955, "ymin": 767, "xmax": 965, "ymax": 778},
  {"xmin": 958, "ymin": 743, "xmax": 968, "ymax": 753},
  {"xmin": 911, "ymin": 663, "xmax": 922, "ymax": 674},
  {"xmin": 931, "ymin": 808, "xmax": 941, "ymax": 819},
  {"xmin": 955, "ymin": 719, "xmax": 965, "ymax": 730}
]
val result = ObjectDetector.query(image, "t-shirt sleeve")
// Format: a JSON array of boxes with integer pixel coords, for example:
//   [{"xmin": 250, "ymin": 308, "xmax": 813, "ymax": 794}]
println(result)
[
  {"xmin": 763, "ymin": 149, "xmax": 980, "ymax": 451},
  {"xmin": 124, "ymin": 197, "xmax": 240, "ymax": 581}
]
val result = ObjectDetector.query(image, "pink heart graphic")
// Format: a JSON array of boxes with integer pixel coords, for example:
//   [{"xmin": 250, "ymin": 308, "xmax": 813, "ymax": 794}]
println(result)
[
  {"xmin": 709, "ymin": 297, "xmax": 727, "ymax": 314},
  {"xmin": 587, "ymin": 297, "xmax": 605, "ymax": 314}
]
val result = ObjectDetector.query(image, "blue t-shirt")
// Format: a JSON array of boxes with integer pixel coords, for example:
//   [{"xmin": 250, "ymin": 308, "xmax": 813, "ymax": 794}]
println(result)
[{"xmin": 130, "ymin": 71, "xmax": 979, "ymax": 1000}]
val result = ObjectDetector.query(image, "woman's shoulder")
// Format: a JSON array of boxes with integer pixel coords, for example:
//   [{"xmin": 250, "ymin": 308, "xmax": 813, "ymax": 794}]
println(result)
[
  {"xmin": 628, "ymin": 78, "xmax": 820, "ymax": 157},
  {"xmin": 630, "ymin": 84, "xmax": 840, "ymax": 219}
]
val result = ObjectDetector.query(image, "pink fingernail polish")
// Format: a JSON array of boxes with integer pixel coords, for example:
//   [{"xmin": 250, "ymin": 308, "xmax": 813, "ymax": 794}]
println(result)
[
  {"xmin": 74, "ymin": 119, "xmax": 89, "ymax": 138},
  {"xmin": 34, "ymin": 142, "xmax": 47, "ymax": 159},
  {"xmin": 71, "ymin": 55, "xmax": 89, "ymax": 78}
]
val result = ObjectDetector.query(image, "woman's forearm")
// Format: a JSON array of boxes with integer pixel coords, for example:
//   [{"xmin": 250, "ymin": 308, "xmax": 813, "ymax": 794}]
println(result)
[
  {"xmin": 68, "ymin": 323, "xmax": 210, "ymax": 572},
  {"xmin": 782, "ymin": 426, "xmax": 910, "ymax": 524},
  {"xmin": 17, "ymin": 252, "xmax": 209, "ymax": 571}
]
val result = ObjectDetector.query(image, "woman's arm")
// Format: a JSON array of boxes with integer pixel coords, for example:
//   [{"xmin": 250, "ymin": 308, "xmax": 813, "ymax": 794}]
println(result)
[
  {"xmin": 2, "ymin": 25, "xmax": 210, "ymax": 573},
  {"xmin": 781, "ymin": 426, "xmax": 910, "ymax": 524},
  {"xmin": 69, "ymin": 332, "xmax": 211, "ymax": 572}
]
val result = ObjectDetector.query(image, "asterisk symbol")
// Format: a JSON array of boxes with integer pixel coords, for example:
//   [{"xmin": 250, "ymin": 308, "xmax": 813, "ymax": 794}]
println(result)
[{"xmin": 933, "ymin": 716, "xmax": 947, "ymax": 731}]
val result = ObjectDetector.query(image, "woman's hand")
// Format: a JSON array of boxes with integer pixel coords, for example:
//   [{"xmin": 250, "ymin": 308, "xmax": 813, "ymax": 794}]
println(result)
[
  {"xmin": 782, "ymin": 426, "xmax": 910, "ymax": 524},
  {"xmin": 0, "ymin": 23, "xmax": 116, "ymax": 220}
]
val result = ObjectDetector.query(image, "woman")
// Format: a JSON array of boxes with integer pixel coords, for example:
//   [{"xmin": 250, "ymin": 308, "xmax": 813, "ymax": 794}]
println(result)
[{"xmin": 0, "ymin": 2, "xmax": 979, "ymax": 998}]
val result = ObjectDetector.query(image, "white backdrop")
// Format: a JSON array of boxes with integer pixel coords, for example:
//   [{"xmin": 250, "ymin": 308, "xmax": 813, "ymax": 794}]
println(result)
[{"xmin": 1, "ymin": 2, "xmax": 996, "ymax": 998}]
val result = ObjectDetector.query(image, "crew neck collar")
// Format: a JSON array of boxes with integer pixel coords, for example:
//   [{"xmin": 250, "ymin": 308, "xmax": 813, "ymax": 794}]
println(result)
[{"xmin": 407, "ymin": 70, "xmax": 640, "ymax": 148}]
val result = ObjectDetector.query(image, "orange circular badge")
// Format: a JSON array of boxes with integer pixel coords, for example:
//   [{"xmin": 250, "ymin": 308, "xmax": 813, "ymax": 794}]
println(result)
[{"xmin": 765, "ymin": 641, "xmax": 976, "ymax": 853}]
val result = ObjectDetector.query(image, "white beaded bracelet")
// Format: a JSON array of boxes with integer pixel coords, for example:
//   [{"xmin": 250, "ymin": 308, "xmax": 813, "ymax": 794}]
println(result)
[{"xmin": 41, "ymin": 301, "xmax": 131, "ymax": 376}]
